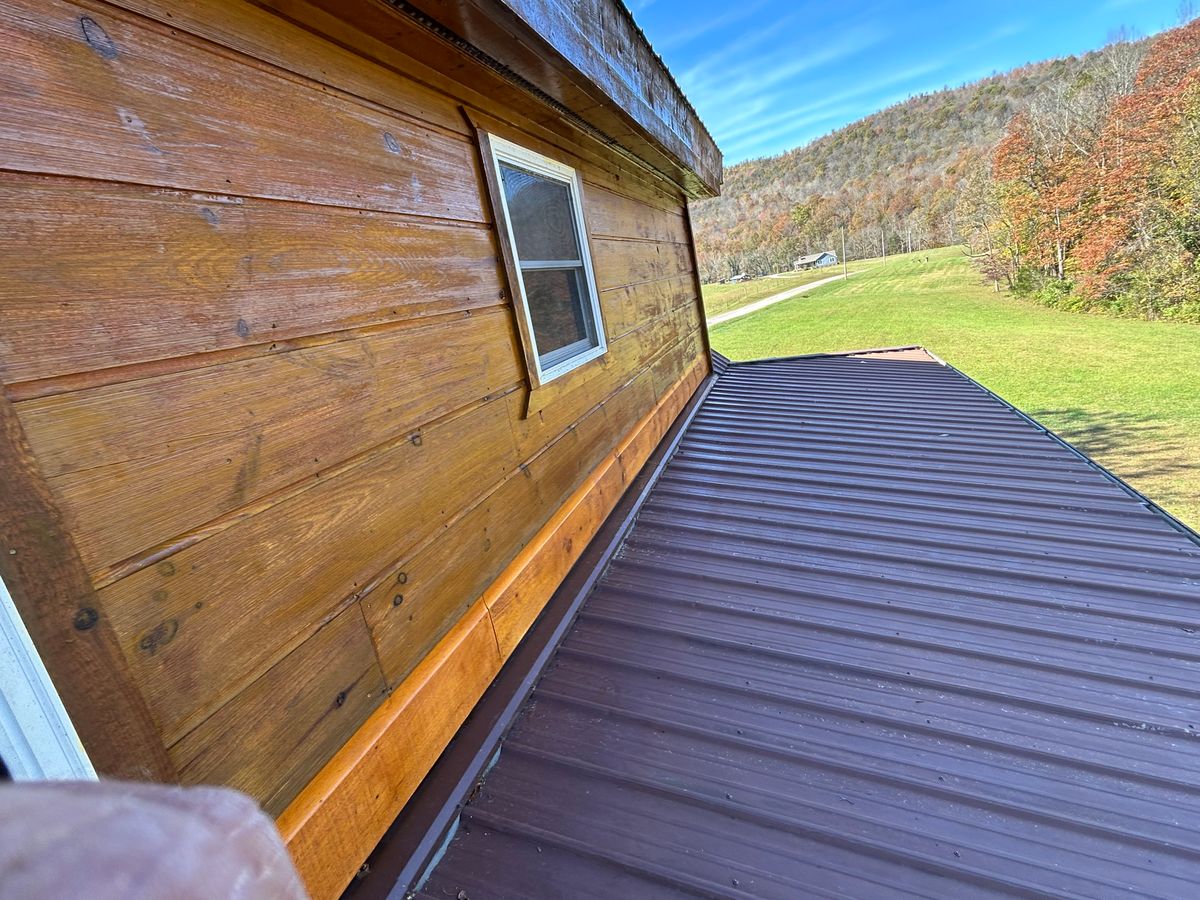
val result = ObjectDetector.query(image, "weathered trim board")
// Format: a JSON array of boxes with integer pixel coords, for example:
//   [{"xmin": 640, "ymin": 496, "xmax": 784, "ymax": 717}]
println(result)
[{"xmin": 276, "ymin": 353, "xmax": 708, "ymax": 900}]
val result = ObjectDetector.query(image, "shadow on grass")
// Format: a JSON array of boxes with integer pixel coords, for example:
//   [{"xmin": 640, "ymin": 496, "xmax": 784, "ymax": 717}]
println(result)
[{"xmin": 1030, "ymin": 408, "xmax": 1189, "ymax": 482}]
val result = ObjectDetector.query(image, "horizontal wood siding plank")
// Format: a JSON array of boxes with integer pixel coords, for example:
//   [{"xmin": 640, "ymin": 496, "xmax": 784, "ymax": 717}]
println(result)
[
  {"xmin": 19, "ymin": 310, "xmax": 521, "ymax": 573},
  {"xmin": 361, "ymin": 471, "xmax": 538, "ymax": 687},
  {"xmin": 360, "ymin": 315, "xmax": 689, "ymax": 686},
  {"xmin": 97, "ymin": 397, "xmax": 518, "ymax": 745},
  {"xmin": 617, "ymin": 361, "xmax": 691, "ymax": 483},
  {"xmin": 519, "ymin": 302, "xmax": 697, "ymax": 451},
  {"xmin": 0, "ymin": 174, "xmax": 504, "ymax": 385},
  {"xmin": 523, "ymin": 370, "xmax": 656, "ymax": 514},
  {"xmin": 108, "ymin": 0, "xmax": 468, "ymax": 134},
  {"xmin": 487, "ymin": 455, "xmax": 627, "ymax": 659},
  {"xmin": 360, "ymin": 353, "xmax": 667, "ymax": 689},
  {"xmin": 600, "ymin": 273, "xmax": 697, "ymax": 340},
  {"xmin": 360, "ymin": 320, "xmax": 691, "ymax": 689},
  {"xmin": 486, "ymin": 363, "xmax": 688, "ymax": 659},
  {"xmin": 650, "ymin": 324, "xmax": 705, "ymax": 399},
  {"xmin": 583, "ymin": 182, "xmax": 688, "ymax": 244},
  {"xmin": 1, "ymin": 0, "xmax": 484, "ymax": 219},
  {"xmin": 592, "ymin": 238, "xmax": 694, "ymax": 291},
  {"xmin": 171, "ymin": 603, "xmax": 387, "ymax": 816}
]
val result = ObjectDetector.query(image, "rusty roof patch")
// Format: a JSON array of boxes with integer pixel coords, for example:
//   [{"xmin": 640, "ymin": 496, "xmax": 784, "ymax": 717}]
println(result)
[{"xmin": 416, "ymin": 349, "xmax": 1200, "ymax": 899}]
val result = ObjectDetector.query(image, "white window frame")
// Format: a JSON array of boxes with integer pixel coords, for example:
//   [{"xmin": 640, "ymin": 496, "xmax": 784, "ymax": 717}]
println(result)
[
  {"xmin": 0, "ymin": 574, "xmax": 96, "ymax": 780},
  {"xmin": 488, "ymin": 135, "xmax": 607, "ymax": 386}
]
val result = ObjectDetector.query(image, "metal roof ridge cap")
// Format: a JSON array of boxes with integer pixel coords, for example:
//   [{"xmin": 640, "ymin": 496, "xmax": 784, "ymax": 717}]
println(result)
[{"xmin": 725, "ymin": 346, "xmax": 927, "ymax": 367}]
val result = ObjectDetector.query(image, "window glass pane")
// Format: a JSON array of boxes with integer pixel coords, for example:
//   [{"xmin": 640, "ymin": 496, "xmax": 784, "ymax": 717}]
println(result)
[
  {"xmin": 521, "ymin": 267, "xmax": 594, "ymax": 360},
  {"xmin": 499, "ymin": 164, "xmax": 582, "ymax": 262}
]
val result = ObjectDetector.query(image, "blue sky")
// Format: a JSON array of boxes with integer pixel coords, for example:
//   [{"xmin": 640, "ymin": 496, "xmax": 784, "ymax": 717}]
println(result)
[{"xmin": 629, "ymin": 0, "xmax": 1189, "ymax": 163}]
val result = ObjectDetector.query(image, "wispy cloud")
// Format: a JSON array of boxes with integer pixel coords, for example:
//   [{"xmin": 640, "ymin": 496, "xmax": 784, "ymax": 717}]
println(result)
[
  {"xmin": 684, "ymin": 26, "xmax": 883, "ymax": 106},
  {"xmin": 715, "ymin": 60, "xmax": 945, "ymax": 148},
  {"xmin": 631, "ymin": 0, "xmax": 1180, "ymax": 163},
  {"xmin": 653, "ymin": 0, "xmax": 771, "ymax": 51}
]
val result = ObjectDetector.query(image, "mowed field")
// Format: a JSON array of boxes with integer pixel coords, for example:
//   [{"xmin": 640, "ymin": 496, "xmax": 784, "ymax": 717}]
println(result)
[{"xmin": 706, "ymin": 246, "xmax": 1200, "ymax": 530}]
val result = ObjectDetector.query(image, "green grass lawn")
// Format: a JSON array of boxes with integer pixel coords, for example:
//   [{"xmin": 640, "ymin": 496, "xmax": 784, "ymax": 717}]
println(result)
[
  {"xmin": 702, "ymin": 263, "xmax": 868, "ymax": 319},
  {"xmin": 708, "ymin": 246, "xmax": 1200, "ymax": 530}
]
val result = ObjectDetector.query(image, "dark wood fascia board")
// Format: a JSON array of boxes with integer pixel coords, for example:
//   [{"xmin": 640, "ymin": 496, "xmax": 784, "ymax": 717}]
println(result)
[
  {"xmin": 343, "ymin": 366, "xmax": 721, "ymax": 900},
  {"xmin": 390, "ymin": 0, "xmax": 722, "ymax": 197},
  {"xmin": 0, "ymin": 394, "xmax": 175, "ymax": 782}
]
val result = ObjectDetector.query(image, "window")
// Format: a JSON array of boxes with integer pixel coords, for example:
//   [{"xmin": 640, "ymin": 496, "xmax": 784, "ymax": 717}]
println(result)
[{"xmin": 488, "ymin": 136, "xmax": 606, "ymax": 385}]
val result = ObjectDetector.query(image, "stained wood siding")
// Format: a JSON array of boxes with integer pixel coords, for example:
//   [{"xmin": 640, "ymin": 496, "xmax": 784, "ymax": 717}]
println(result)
[{"xmin": 0, "ymin": 0, "xmax": 708, "ymax": 815}]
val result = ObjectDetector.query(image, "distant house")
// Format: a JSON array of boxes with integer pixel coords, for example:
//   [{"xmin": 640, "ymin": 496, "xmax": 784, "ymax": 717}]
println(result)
[{"xmin": 796, "ymin": 251, "xmax": 838, "ymax": 269}]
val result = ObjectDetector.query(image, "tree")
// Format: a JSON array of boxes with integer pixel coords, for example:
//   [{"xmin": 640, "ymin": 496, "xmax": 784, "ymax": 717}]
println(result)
[
  {"xmin": 964, "ymin": 16, "xmax": 1200, "ymax": 321},
  {"xmin": 956, "ymin": 160, "xmax": 1016, "ymax": 288}
]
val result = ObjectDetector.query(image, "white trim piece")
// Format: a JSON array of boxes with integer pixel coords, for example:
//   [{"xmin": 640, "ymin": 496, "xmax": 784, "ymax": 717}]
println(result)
[
  {"xmin": 0, "ymin": 574, "xmax": 96, "ymax": 780},
  {"xmin": 488, "ymin": 134, "xmax": 608, "ymax": 385}
]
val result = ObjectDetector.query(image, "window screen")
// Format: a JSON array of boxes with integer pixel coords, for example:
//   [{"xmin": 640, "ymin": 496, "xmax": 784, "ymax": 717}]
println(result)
[{"xmin": 491, "ymin": 138, "xmax": 606, "ymax": 383}]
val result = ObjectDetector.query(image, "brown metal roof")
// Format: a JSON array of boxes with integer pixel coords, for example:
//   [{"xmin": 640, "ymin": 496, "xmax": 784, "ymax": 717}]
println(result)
[{"xmin": 414, "ymin": 348, "xmax": 1200, "ymax": 899}]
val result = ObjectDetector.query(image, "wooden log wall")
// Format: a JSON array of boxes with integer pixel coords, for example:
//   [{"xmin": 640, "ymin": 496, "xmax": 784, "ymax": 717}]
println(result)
[{"xmin": 0, "ymin": 0, "xmax": 709, "ymax": 819}]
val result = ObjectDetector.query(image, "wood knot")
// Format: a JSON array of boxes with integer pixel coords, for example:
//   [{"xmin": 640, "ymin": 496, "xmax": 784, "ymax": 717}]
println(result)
[
  {"xmin": 73, "ymin": 608, "xmax": 99, "ymax": 631},
  {"xmin": 138, "ymin": 619, "xmax": 179, "ymax": 655},
  {"xmin": 80, "ymin": 16, "xmax": 118, "ymax": 59},
  {"xmin": 392, "ymin": 594, "xmax": 404, "ymax": 608},
  {"xmin": 383, "ymin": 132, "xmax": 401, "ymax": 154}
]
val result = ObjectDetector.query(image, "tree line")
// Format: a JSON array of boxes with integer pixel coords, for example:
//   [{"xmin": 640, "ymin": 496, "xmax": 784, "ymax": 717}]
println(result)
[
  {"xmin": 959, "ymin": 18, "xmax": 1200, "ymax": 322},
  {"xmin": 691, "ymin": 51, "xmax": 1115, "ymax": 282}
]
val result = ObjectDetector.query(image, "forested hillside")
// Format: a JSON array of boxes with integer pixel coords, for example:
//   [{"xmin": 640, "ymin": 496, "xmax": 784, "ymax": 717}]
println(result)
[
  {"xmin": 962, "ymin": 18, "xmax": 1200, "ymax": 321},
  {"xmin": 691, "ymin": 37, "xmax": 1145, "ymax": 282}
]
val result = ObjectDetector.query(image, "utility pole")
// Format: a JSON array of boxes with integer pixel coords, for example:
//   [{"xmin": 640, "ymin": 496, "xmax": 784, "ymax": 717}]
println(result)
[{"xmin": 841, "ymin": 224, "xmax": 847, "ymax": 278}]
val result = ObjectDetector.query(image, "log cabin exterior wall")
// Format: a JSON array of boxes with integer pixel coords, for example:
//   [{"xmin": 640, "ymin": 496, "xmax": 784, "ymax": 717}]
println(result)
[{"xmin": 0, "ymin": 0, "xmax": 711, "ymax": 834}]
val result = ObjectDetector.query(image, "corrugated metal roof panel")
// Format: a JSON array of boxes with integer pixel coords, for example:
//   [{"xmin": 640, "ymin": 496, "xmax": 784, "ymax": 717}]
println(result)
[{"xmin": 417, "ymin": 349, "xmax": 1200, "ymax": 899}]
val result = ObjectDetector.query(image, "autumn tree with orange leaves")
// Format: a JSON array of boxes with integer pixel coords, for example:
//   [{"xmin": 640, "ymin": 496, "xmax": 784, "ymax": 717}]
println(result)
[{"xmin": 974, "ymin": 17, "xmax": 1200, "ymax": 320}]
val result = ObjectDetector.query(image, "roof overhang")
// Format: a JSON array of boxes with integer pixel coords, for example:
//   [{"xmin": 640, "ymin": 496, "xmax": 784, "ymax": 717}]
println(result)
[{"xmin": 391, "ymin": 0, "xmax": 722, "ymax": 198}]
